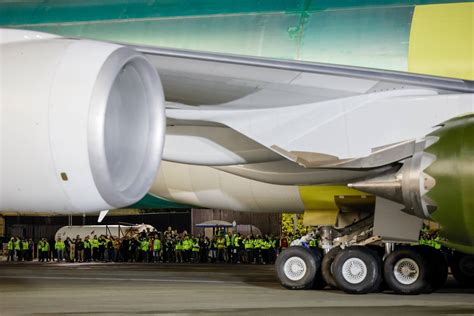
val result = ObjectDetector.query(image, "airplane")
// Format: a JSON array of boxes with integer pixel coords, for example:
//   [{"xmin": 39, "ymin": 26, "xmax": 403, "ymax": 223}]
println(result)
[{"xmin": 0, "ymin": 0, "xmax": 473, "ymax": 295}]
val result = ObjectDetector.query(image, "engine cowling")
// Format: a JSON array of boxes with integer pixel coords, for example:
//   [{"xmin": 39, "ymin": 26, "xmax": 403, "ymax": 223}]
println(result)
[
  {"xmin": 0, "ymin": 29, "xmax": 166, "ymax": 213},
  {"xmin": 349, "ymin": 114, "xmax": 474, "ymax": 253}
]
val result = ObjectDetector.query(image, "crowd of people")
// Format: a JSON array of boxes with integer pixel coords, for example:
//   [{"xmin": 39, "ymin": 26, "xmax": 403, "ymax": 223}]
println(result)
[{"xmin": 6, "ymin": 227, "xmax": 292, "ymax": 265}]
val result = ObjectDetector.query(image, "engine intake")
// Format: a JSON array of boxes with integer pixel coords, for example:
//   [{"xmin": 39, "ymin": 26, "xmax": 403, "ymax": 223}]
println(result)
[{"xmin": 0, "ymin": 29, "xmax": 165, "ymax": 212}]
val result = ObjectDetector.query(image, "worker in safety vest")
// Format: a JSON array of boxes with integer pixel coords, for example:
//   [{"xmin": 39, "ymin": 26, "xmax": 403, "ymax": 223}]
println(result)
[
  {"xmin": 153, "ymin": 237, "xmax": 162, "ymax": 262},
  {"xmin": 191, "ymin": 238, "xmax": 200, "ymax": 263},
  {"xmin": 140, "ymin": 238, "xmax": 149, "ymax": 262},
  {"xmin": 37, "ymin": 239, "xmax": 44, "ymax": 262},
  {"xmin": 41, "ymin": 238, "xmax": 50, "ymax": 262},
  {"xmin": 91, "ymin": 235, "xmax": 99, "ymax": 261},
  {"xmin": 175, "ymin": 237, "xmax": 183, "ymax": 263},
  {"xmin": 55, "ymin": 237, "xmax": 65, "ymax": 262},
  {"xmin": 7, "ymin": 237, "xmax": 15, "ymax": 262},
  {"xmin": 184, "ymin": 236, "xmax": 195, "ymax": 263},
  {"xmin": 243, "ymin": 236, "xmax": 254, "ymax": 264},
  {"xmin": 83, "ymin": 236, "xmax": 91, "ymax": 262},
  {"xmin": 22, "ymin": 238, "xmax": 29, "ymax": 261},
  {"xmin": 232, "ymin": 233, "xmax": 242, "ymax": 263},
  {"xmin": 216, "ymin": 235, "xmax": 226, "ymax": 263},
  {"xmin": 14, "ymin": 237, "xmax": 22, "ymax": 261}
]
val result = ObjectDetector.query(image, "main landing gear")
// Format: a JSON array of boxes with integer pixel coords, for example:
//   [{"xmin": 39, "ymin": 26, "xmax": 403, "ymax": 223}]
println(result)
[{"xmin": 276, "ymin": 242, "xmax": 455, "ymax": 294}]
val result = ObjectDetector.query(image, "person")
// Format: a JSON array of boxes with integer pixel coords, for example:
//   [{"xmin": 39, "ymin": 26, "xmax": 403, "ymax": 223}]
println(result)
[
  {"xmin": 175, "ymin": 237, "xmax": 183, "ymax": 263},
  {"xmin": 200, "ymin": 236, "xmax": 209, "ymax": 263},
  {"xmin": 140, "ymin": 237, "xmax": 149, "ymax": 262},
  {"xmin": 83, "ymin": 236, "xmax": 91, "ymax": 262},
  {"xmin": 98, "ymin": 235, "xmax": 106, "ymax": 261},
  {"xmin": 153, "ymin": 236, "xmax": 161, "ymax": 262},
  {"xmin": 37, "ymin": 238, "xmax": 44, "ymax": 262},
  {"xmin": 191, "ymin": 237, "xmax": 200, "ymax": 263},
  {"xmin": 182, "ymin": 235, "xmax": 192, "ymax": 263},
  {"xmin": 14, "ymin": 237, "xmax": 22, "ymax": 261},
  {"xmin": 28, "ymin": 238, "xmax": 34, "ymax": 261},
  {"xmin": 91, "ymin": 235, "xmax": 99, "ymax": 261},
  {"xmin": 113, "ymin": 237, "xmax": 121, "ymax": 262},
  {"xmin": 76, "ymin": 237, "xmax": 84, "ymax": 262},
  {"xmin": 65, "ymin": 237, "xmax": 73, "ymax": 262},
  {"xmin": 261, "ymin": 237, "xmax": 270, "ymax": 264},
  {"xmin": 22, "ymin": 238, "xmax": 29, "ymax": 261},
  {"xmin": 7, "ymin": 237, "xmax": 15, "ymax": 262},
  {"xmin": 164, "ymin": 226, "xmax": 173, "ymax": 239},
  {"xmin": 41, "ymin": 238, "xmax": 50, "ymax": 262},
  {"xmin": 217, "ymin": 235, "xmax": 226, "ymax": 263},
  {"xmin": 148, "ymin": 237, "xmax": 154, "ymax": 263},
  {"xmin": 164, "ymin": 236, "xmax": 174, "ymax": 263},
  {"xmin": 209, "ymin": 236, "xmax": 217, "ymax": 263},
  {"xmin": 254, "ymin": 236, "xmax": 262, "ymax": 264},
  {"xmin": 243, "ymin": 235, "xmax": 254, "ymax": 264},
  {"xmin": 55, "ymin": 237, "xmax": 65, "ymax": 262}
]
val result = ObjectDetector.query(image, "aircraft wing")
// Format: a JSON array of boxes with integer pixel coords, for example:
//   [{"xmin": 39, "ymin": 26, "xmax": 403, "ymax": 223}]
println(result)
[{"xmin": 135, "ymin": 44, "xmax": 474, "ymax": 185}]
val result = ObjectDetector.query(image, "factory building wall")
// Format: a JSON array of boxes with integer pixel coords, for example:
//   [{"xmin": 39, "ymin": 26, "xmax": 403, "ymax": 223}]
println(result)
[
  {"xmin": 3, "ymin": 210, "xmax": 191, "ymax": 241},
  {"xmin": 192, "ymin": 209, "xmax": 281, "ymax": 236}
]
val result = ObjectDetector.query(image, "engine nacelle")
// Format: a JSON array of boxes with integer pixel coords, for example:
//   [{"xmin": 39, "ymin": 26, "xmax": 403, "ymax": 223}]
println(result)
[
  {"xmin": 0, "ymin": 29, "xmax": 166, "ymax": 213},
  {"xmin": 350, "ymin": 114, "xmax": 474, "ymax": 252}
]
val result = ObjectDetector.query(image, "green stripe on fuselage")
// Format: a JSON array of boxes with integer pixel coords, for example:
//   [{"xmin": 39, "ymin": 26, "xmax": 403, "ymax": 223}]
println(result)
[{"xmin": 1, "ymin": 0, "xmax": 471, "ymax": 72}]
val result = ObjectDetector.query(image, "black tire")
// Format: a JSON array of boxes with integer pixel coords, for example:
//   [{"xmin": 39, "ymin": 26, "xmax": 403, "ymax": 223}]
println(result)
[
  {"xmin": 332, "ymin": 246, "xmax": 383, "ymax": 294},
  {"xmin": 383, "ymin": 247, "xmax": 430, "ymax": 295},
  {"xmin": 450, "ymin": 252, "xmax": 474, "ymax": 287},
  {"xmin": 275, "ymin": 246, "xmax": 319, "ymax": 290},
  {"xmin": 311, "ymin": 248, "xmax": 327, "ymax": 290},
  {"xmin": 321, "ymin": 246, "xmax": 341, "ymax": 289},
  {"xmin": 415, "ymin": 246, "xmax": 448, "ymax": 293}
]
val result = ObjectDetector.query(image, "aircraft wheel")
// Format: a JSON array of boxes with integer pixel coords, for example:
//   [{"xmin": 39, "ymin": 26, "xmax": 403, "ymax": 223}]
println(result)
[
  {"xmin": 275, "ymin": 246, "xmax": 319, "ymax": 290},
  {"xmin": 450, "ymin": 252, "xmax": 474, "ymax": 287},
  {"xmin": 332, "ymin": 246, "xmax": 383, "ymax": 294},
  {"xmin": 311, "ymin": 248, "xmax": 327, "ymax": 289},
  {"xmin": 321, "ymin": 246, "xmax": 341, "ymax": 289},
  {"xmin": 383, "ymin": 247, "xmax": 429, "ymax": 294},
  {"xmin": 415, "ymin": 246, "xmax": 448, "ymax": 293}
]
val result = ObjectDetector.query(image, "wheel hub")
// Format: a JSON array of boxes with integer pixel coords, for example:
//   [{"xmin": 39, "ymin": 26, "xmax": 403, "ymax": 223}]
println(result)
[
  {"xmin": 342, "ymin": 257, "xmax": 367, "ymax": 284},
  {"xmin": 394, "ymin": 258, "xmax": 419, "ymax": 285},
  {"xmin": 283, "ymin": 256, "xmax": 307, "ymax": 281}
]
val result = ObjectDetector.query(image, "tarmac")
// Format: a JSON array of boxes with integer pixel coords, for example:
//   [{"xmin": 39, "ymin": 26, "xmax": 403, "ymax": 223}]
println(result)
[{"xmin": 0, "ymin": 261, "xmax": 473, "ymax": 316}]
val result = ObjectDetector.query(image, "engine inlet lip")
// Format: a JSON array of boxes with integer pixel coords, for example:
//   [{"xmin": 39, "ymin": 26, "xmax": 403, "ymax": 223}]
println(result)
[{"xmin": 88, "ymin": 46, "xmax": 165, "ymax": 208}]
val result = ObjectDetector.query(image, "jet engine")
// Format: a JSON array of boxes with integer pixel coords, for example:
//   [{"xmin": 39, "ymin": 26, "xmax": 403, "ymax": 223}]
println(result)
[
  {"xmin": 349, "ymin": 114, "xmax": 474, "ymax": 251},
  {"xmin": 0, "ymin": 30, "xmax": 166, "ymax": 213}
]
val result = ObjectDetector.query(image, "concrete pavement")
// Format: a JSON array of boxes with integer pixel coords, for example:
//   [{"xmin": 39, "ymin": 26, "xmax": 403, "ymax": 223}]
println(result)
[{"xmin": 0, "ymin": 262, "xmax": 473, "ymax": 315}]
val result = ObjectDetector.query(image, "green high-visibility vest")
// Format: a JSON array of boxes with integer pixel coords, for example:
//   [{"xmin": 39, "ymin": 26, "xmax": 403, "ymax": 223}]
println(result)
[
  {"xmin": 175, "ymin": 241, "xmax": 182, "ymax": 250},
  {"xmin": 254, "ymin": 239, "xmax": 262, "ymax": 249},
  {"xmin": 140, "ymin": 240, "xmax": 149, "ymax": 251},
  {"xmin": 91, "ymin": 239, "xmax": 99, "ymax": 248},
  {"xmin": 7, "ymin": 240, "xmax": 14, "ymax": 250},
  {"xmin": 84, "ymin": 241, "xmax": 91, "ymax": 249},
  {"xmin": 153, "ymin": 239, "xmax": 161, "ymax": 251},
  {"xmin": 42, "ymin": 242, "xmax": 50, "ymax": 252},
  {"xmin": 234, "ymin": 237, "xmax": 241, "ymax": 247},
  {"xmin": 55, "ymin": 241, "xmax": 65, "ymax": 250},
  {"xmin": 217, "ymin": 238, "xmax": 226, "ymax": 249},
  {"xmin": 23, "ymin": 241, "xmax": 29, "ymax": 250},
  {"xmin": 244, "ymin": 240, "xmax": 253, "ymax": 249},
  {"xmin": 14, "ymin": 240, "xmax": 21, "ymax": 250}
]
